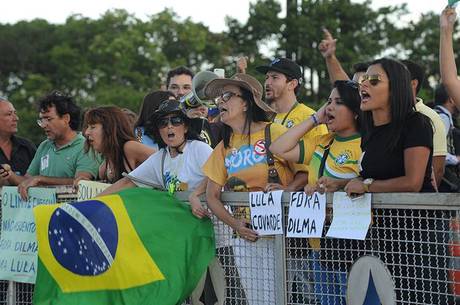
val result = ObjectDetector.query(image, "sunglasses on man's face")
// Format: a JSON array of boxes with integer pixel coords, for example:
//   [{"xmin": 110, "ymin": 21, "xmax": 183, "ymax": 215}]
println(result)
[
  {"xmin": 157, "ymin": 116, "xmax": 184, "ymax": 128},
  {"xmin": 359, "ymin": 74, "xmax": 383, "ymax": 86}
]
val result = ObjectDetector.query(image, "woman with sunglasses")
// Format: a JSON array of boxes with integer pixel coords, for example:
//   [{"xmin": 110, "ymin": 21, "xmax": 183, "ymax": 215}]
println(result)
[
  {"xmin": 97, "ymin": 100, "xmax": 221, "ymax": 305},
  {"xmin": 83, "ymin": 106, "xmax": 155, "ymax": 183},
  {"xmin": 270, "ymin": 80, "xmax": 362, "ymax": 305},
  {"xmin": 344, "ymin": 58, "xmax": 433, "ymax": 194},
  {"xmin": 98, "ymin": 99, "xmax": 211, "ymax": 208},
  {"xmin": 202, "ymin": 73, "xmax": 305, "ymax": 305},
  {"xmin": 345, "ymin": 58, "xmax": 444, "ymax": 304},
  {"xmin": 134, "ymin": 90, "xmax": 176, "ymax": 149}
]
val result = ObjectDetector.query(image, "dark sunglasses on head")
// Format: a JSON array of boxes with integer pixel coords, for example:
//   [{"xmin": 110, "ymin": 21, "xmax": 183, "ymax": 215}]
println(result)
[
  {"xmin": 218, "ymin": 91, "xmax": 242, "ymax": 103},
  {"xmin": 344, "ymin": 80, "xmax": 359, "ymax": 89},
  {"xmin": 358, "ymin": 74, "xmax": 383, "ymax": 86},
  {"xmin": 157, "ymin": 116, "xmax": 184, "ymax": 128}
]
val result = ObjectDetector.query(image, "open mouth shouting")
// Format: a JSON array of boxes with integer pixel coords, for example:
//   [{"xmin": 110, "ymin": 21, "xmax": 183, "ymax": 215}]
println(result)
[
  {"xmin": 265, "ymin": 86, "xmax": 273, "ymax": 98},
  {"xmin": 360, "ymin": 89, "xmax": 371, "ymax": 104},
  {"xmin": 326, "ymin": 113, "xmax": 335, "ymax": 125},
  {"xmin": 218, "ymin": 105, "xmax": 228, "ymax": 118},
  {"xmin": 167, "ymin": 131, "xmax": 176, "ymax": 140}
]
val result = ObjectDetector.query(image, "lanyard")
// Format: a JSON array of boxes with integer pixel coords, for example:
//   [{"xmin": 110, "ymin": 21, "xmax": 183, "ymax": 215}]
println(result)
[{"xmin": 278, "ymin": 102, "xmax": 298, "ymax": 126}]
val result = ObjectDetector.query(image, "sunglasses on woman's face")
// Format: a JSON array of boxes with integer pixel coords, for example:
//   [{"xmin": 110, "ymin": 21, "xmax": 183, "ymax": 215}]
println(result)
[
  {"xmin": 157, "ymin": 116, "xmax": 184, "ymax": 128},
  {"xmin": 218, "ymin": 91, "xmax": 242, "ymax": 103},
  {"xmin": 358, "ymin": 74, "xmax": 383, "ymax": 86}
]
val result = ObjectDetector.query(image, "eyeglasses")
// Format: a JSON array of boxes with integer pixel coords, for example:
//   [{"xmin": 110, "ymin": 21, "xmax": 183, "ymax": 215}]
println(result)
[
  {"xmin": 217, "ymin": 91, "xmax": 242, "ymax": 103},
  {"xmin": 358, "ymin": 74, "xmax": 383, "ymax": 86},
  {"xmin": 37, "ymin": 117, "xmax": 57, "ymax": 127},
  {"xmin": 157, "ymin": 116, "xmax": 185, "ymax": 128}
]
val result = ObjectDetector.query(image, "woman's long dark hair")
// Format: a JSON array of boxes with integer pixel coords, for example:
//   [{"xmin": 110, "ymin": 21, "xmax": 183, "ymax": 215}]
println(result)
[
  {"xmin": 361, "ymin": 58, "xmax": 416, "ymax": 151},
  {"xmin": 334, "ymin": 80, "xmax": 362, "ymax": 131},
  {"xmin": 222, "ymin": 87, "xmax": 269, "ymax": 148},
  {"xmin": 134, "ymin": 91, "xmax": 175, "ymax": 128},
  {"xmin": 83, "ymin": 106, "xmax": 136, "ymax": 182}
]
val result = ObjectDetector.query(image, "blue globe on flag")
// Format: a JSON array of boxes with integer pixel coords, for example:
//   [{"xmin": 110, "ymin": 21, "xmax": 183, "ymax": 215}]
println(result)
[{"xmin": 48, "ymin": 200, "xmax": 118, "ymax": 276}]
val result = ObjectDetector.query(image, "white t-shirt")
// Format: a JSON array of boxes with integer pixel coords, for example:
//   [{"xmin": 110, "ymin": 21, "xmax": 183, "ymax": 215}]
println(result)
[{"xmin": 129, "ymin": 140, "xmax": 212, "ymax": 191}]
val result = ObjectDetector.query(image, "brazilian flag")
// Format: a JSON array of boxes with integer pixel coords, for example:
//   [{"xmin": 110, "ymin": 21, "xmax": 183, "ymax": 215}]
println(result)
[{"xmin": 33, "ymin": 188, "xmax": 215, "ymax": 305}]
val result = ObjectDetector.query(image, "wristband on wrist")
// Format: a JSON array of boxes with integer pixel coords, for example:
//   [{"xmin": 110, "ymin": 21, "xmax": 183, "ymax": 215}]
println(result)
[{"xmin": 311, "ymin": 113, "xmax": 319, "ymax": 126}]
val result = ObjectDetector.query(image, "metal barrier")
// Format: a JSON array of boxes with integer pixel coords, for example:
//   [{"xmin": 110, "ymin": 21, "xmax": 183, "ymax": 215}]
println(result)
[{"xmin": 1, "ymin": 189, "xmax": 459, "ymax": 305}]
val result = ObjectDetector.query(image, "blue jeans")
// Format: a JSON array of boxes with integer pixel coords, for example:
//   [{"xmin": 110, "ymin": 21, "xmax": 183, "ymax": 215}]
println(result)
[{"xmin": 310, "ymin": 250, "xmax": 347, "ymax": 305}]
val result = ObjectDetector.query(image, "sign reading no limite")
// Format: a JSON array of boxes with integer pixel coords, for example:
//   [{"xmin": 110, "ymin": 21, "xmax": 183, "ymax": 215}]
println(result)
[{"xmin": 0, "ymin": 186, "xmax": 56, "ymax": 283}]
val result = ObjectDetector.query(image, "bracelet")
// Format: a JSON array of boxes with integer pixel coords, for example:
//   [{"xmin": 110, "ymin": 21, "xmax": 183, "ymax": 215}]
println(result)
[{"xmin": 311, "ymin": 113, "xmax": 319, "ymax": 126}]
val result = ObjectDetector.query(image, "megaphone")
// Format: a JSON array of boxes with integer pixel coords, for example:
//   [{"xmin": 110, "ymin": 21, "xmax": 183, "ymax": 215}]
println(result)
[{"xmin": 180, "ymin": 71, "xmax": 219, "ymax": 109}]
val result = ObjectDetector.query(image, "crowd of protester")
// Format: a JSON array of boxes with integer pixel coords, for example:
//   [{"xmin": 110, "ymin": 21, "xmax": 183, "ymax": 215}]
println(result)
[{"xmin": 1, "ymin": 6, "xmax": 460, "ymax": 305}]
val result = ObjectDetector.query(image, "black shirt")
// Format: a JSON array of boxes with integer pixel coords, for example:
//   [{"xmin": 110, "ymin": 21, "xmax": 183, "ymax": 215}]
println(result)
[
  {"xmin": 360, "ymin": 112, "xmax": 434, "ymax": 191},
  {"xmin": 0, "ymin": 135, "xmax": 36, "ymax": 175}
]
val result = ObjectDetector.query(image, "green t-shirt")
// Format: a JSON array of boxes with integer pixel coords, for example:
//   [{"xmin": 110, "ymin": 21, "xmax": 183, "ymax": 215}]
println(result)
[{"xmin": 27, "ymin": 133, "xmax": 99, "ymax": 178}]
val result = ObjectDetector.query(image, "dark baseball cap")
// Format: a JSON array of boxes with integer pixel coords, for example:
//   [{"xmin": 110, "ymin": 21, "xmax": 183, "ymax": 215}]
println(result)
[{"xmin": 256, "ymin": 58, "xmax": 302, "ymax": 82}]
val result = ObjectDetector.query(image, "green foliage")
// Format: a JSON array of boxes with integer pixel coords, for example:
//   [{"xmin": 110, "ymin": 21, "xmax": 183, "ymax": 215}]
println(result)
[{"xmin": 1, "ymin": 1, "xmax": 458, "ymax": 144}]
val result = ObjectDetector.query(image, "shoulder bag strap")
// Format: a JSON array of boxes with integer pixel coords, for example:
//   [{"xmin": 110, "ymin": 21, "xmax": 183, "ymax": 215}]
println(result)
[
  {"xmin": 318, "ymin": 138, "xmax": 335, "ymax": 178},
  {"xmin": 265, "ymin": 123, "xmax": 281, "ymax": 184}
]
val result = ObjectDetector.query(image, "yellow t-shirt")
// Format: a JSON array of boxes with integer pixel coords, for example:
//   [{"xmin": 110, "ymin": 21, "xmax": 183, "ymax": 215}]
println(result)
[
  {"xmin": 273, "ymin": 102, "xmax": 328, "ymax": 139},
  {"xmin": 299, "ymin": 133, "xmax": 362, "ymax": 185},
  {"xmin": 298, "ymin": 132, "xmax": 362, "ymax": 250},
  {"xmin": 415, "ymin": 99, "xmax": 447, "ymax": 157},
  {"xmin": 203, "ymin": 122, "xmax": 307, "ymax": 191}
]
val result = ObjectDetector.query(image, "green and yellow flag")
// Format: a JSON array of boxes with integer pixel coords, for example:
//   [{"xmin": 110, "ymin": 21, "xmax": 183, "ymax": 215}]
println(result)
[{"xmin": 33, "ymin": 188, "xmax": 215, "ymax": 305}]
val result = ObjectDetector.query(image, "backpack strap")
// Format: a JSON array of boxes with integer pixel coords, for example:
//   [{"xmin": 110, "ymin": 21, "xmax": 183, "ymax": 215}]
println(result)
[{"xmin": 264, "ymin": 123, "xmax": 281, "ymax": 184}]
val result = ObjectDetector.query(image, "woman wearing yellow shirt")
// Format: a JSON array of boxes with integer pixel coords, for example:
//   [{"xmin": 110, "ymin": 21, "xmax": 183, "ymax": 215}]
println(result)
[
  {"xmin": 203, "ymin": 73, "xmax": 304, "ymax": 305},
  {"xmin": 270, "ymin": 80, "xmax": 362, "ymax": 305},
  {"xmin": 270, "ymin": 80, "xmax": 362, "ymax": 193}
]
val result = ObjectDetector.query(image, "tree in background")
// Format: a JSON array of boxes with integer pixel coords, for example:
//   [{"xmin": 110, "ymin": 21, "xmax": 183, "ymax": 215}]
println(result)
[{"xmin": 0, "ymin": 1, "xmax": 458, "ymax": 144}]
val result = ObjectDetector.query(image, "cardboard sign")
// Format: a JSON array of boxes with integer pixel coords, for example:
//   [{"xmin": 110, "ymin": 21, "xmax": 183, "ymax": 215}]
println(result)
[
  {"xmin": 326, "ymin": 192, "xmax": 372, "ymax": 240},
  {"xmin": 77, "ymin": 180, "xmax": 111, "ymax": 201},
  {"xmin": 249, "ymin": 190, "xmax": 283, "ymax": 235},
  {"xmin": 0, "ymin": 186, "xmax": 56, "ymax": 283},
  {"xmin": 286, "ymin": 192, "xmax": 326, "ymax": 238}
]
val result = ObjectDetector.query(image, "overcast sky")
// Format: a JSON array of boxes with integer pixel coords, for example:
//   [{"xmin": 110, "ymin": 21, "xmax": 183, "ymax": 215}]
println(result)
[{"xmin": 2, "ymin": 1, "xmax": 448, "ymax": 32}]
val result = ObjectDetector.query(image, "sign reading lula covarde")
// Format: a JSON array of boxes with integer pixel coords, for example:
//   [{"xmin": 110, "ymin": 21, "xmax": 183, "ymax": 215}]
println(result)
[{"xmin": 249, "ymin": 190, "xmax": 283, "ymax": 235}]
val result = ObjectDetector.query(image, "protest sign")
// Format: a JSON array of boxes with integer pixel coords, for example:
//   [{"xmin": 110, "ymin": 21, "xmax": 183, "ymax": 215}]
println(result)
[
  {"xmin": 326, "ymin": 192, "xmax": 371, "ymax": 240},
  {"xmin": 286, "ymin": 192, "xmax": 326, "ymax": 238},
  {"xmin": 77, "ymin": 180, "xmax": 111, "ymax": 201},
  {"xmin": 249, "ymin": 190, "xmax": 283, "ymax": 235},
  {"xmin": 0, "ymin": 186, "xmax": 56, "ymax": 283}
]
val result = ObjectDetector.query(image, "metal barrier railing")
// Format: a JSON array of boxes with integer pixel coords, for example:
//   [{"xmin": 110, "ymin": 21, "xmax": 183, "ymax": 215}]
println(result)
[{"xmin": 1, "ymin": 189, "xmax": 459, "ymax": 305}]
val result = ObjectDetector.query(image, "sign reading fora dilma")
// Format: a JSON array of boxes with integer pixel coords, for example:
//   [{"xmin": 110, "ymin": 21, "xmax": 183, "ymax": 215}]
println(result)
[
  {"xmin": 286, "ymin": 192, "xmax": 326, "ymax": 238},
  {"xmin": 249, "ymin": 190, "xmax": 283, "ymax": 235}
]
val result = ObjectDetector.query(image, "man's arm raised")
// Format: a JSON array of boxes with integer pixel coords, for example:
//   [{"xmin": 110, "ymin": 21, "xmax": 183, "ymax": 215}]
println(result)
[{"xmin": 318, "ymin": 28, "xmax": 350, "ymax": 84}]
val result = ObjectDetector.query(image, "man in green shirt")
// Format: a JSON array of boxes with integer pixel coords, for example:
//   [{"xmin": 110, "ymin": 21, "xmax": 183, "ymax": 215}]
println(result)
[{"xmin": 7, "ymin": 91, "xmax": 99, "ymax": 199}]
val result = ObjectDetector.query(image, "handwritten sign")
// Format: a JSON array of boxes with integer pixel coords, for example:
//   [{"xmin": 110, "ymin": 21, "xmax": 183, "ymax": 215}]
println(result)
[
  {"xmin": 0, "ymin": 186, "xmax": 56, "ymax": 283},
  {"xmin": 77, "ymin": 180, "xmax": 110, "ymax": 201},
  {"xmin": 326, "ymin": 192, "xmax": 371, "ymax": 240},
  {"xmin": 286, "ymin": 192, "xmax": 326, "ymax": 238},
  {"xmin": 249, "ymin": 190, "xmax": 283, "ymax": 235}
]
